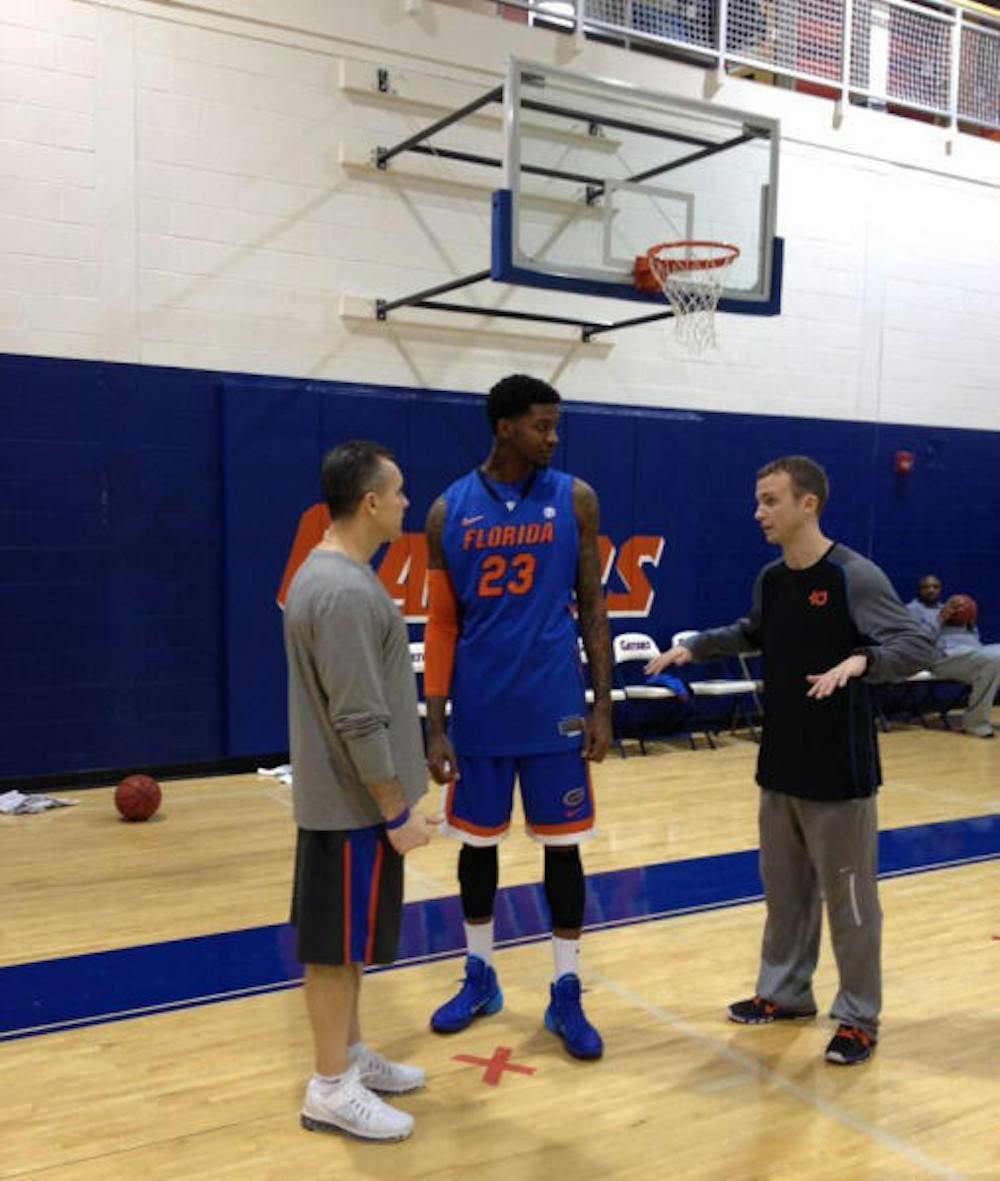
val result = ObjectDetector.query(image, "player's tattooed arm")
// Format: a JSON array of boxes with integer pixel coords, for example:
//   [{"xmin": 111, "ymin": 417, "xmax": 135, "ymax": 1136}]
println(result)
[
  {"xmin": 424, "ymin": 496, "xmax": 459, "ymax": 783},
  {"xmin": 573, "ymin": 478, "xmax": 612, "ymax": 762},
  {"xmin": 425, "ymin": 495, "xmax": 447, "ymax": 569}
]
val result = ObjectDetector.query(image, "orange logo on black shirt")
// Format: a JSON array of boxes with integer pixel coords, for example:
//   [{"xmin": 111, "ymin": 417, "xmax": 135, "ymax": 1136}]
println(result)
[{"xmin": 808, "ymin": 590, "xmax": 829, "ymax": 607}]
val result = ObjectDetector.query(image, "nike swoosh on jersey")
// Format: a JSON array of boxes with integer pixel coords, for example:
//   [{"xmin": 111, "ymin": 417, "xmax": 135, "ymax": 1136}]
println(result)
[{"xmin": 461, "ymin": 515, "xmax": 484, "ymax": 526}]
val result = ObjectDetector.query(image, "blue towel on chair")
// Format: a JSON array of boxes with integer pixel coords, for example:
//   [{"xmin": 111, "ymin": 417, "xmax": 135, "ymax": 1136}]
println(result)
[{"xmin": 644, "ymin": 672, "xmax": 690, "ymax": 700}]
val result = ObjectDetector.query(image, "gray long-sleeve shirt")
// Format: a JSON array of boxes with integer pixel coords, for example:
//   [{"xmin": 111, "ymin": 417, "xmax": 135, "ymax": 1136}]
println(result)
[
  {"xmin": 284, "ymin": 549, "xmax": 427, "ymax": 830},
  {"xmin": 684, "ymin": 543, "xmax": 936, "ymax": 799}
]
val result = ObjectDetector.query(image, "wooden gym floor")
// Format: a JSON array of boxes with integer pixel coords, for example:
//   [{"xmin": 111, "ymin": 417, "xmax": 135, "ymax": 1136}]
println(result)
[{"xmin": 1, "ymin": 716, "xmax": 998, "ymax": 1180}]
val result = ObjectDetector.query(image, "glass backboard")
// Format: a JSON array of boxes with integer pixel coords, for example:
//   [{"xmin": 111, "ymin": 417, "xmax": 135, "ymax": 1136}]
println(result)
[{"xmin": 493, "ymin": 58, "xmax": 782, "ymax": 313}]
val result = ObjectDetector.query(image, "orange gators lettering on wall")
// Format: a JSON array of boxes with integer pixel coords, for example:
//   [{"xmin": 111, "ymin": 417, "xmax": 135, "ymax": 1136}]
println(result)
[
  {"xmin": 598, "ymin": 535, "xmax": 665, "ymax": 617},
  {"xmin": 276, "ymin": 503, "xmax": 430, "ymax": 619},
  {"xmin": 277, "ymin": 504, "xmax": 664, "ymax": 621}
]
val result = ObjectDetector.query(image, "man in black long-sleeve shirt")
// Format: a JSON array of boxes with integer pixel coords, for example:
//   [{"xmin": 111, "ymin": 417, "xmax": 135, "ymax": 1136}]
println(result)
[{"xmin": 647, "ymin": 456, "xmax": 935, "ymax": 1066}]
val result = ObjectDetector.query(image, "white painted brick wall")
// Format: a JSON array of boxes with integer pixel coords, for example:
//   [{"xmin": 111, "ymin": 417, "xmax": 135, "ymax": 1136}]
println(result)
[{"xmin": 0, "ymin": 0, "xmax": 996, "ymax": 430}]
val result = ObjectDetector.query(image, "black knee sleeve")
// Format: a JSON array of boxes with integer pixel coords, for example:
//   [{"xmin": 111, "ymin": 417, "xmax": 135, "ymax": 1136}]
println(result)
[
  {"xmin": 458, "ymin": 844, "xmax": 498, "ymax": 921},
  {"xmin": 544, "ymin": 846, "xmax": 585, "ymax": 930}
]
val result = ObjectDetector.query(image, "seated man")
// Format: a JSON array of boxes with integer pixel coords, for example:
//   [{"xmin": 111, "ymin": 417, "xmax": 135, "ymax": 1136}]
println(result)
[
  {"xmin": 906, "ymin": 574, "xmax": 945, "ymax": 637},
  {"xmin": 905, "ymin": 583, "xmax": 999, "ymax": 739}
]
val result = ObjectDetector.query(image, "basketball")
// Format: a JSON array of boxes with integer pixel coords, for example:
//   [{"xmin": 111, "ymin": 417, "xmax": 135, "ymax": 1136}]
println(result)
[
  {"xmin": 942, "ymin": 594, "xmax": 977, "ymax": 628},
  {"xmin": 114, "ymin": 773, "xmax": 162, "ymax": 821}
]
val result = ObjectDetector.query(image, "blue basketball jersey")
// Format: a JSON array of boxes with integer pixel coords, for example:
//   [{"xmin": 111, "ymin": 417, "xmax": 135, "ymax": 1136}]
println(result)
[{"xmin": 440, "ymin": 466, "xmax": 585, "ymax": 756}]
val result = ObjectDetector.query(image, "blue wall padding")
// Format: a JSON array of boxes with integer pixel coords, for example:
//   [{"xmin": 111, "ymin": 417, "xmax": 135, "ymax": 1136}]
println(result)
[{"xmin": 1, "ymin": 353, "xmax": 997, "ymax": 777}]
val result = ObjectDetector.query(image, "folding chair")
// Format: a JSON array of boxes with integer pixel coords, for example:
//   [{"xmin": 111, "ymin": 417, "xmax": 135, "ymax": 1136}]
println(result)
[
  {"xmin": 672, "ymin": 630, "xmax": 762, "ymax": 745},
  {"xmin": 876, "ymin": 669, "xmax": 968, "ymax": 732},
  {"xmin": 612, "ymin": 632, "xmax": 687, "ymax": 754}
]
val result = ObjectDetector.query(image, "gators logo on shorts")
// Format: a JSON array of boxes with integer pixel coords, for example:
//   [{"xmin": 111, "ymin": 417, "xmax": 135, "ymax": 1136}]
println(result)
[{"xmin": 562, "ymin": 787, "xmax": 586, "ymax": 810}]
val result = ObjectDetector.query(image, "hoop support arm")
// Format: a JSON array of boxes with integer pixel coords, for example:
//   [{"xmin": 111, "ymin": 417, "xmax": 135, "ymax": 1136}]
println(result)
[
  {"xmin": 410, "ymin": 300, "xmax": 605, "ymax": 331},
  {"xmin": 376, "ymin": 270, "xmax": 491, "ymax": 319},
  {"xmin": 521, "ymin": 97, "xmax": 714, "ymax": 148},
  {"xmin": 375, "ymin": 287, "xmax": 673, "ymax": 341},
  {"xmin": 581, "ymin": 308, "xmax": 674, "ymax": 341},
  {"xmin": 375, "ymin": 85, "xmax": 504, "ymax": 169},
  {"xmin": 408, "ymin": 145, "xmax": 605, "ymax": 187}
]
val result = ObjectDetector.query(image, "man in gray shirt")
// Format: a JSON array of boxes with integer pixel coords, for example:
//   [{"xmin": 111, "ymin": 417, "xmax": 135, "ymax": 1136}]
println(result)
[
  {"xmin": 904, "ymin": 578, "xmax": 998, "ymax": 738},
  {"xmin": 284, "ymin": 440, "xmax": 437, "ymax": 1143}
]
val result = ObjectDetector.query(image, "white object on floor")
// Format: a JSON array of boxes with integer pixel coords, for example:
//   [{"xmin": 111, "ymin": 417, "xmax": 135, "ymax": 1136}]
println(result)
[
  {"xmin": 256, "ymin": 764, "xmax": 292, "ymax": 785},
  {"xmin": 0, "ymin": 790, "xmax": 78, "ymax": 815}
]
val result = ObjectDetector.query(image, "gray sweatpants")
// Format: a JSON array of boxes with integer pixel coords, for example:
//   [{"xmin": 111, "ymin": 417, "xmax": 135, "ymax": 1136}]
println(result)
[
  {"xmin": 755, "ymin": 789, "xmax": 881, "ymax": 1039},
  {"xmin": 932, "ymin": 644, "xmax": 1000, "ymax": 734}
]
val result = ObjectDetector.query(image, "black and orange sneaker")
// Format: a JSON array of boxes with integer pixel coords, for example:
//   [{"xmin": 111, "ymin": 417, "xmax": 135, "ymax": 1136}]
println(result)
[
  {"xmin": 825, "ymin": 1024, "xmax": 876, "ymax": 1065},
  {"xmin": 727, "ymin": 995, "xmax": 818, "ymax": 1024}
]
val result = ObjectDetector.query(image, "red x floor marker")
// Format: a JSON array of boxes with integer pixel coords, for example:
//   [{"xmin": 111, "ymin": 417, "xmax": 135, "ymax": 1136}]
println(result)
[{"xmin": 453, "ymin": 1046, "xmax": 537, "ymax": 1086}]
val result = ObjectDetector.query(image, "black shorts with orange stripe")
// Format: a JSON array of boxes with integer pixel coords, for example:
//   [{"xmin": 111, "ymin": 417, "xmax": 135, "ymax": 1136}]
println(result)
[{"xmin": 290, "ymin": 825, "xmax": 404, "ymax": 966}]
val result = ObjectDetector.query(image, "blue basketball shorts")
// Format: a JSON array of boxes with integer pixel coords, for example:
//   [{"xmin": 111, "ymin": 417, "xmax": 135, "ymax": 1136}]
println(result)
[{"xmin": 443, "ymin": 749, "xmax": 595, "ymax": 847}]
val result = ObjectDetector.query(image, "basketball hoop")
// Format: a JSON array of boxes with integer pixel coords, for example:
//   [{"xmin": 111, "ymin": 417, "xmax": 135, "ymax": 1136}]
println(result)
[{"xmin": 636, "ymin": 241, "xmax": 740, "ymax": 353}]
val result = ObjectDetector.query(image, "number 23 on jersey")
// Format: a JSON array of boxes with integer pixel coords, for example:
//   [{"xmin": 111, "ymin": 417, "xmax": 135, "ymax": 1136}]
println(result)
[{"xmin": 477, "ymin": 553, "xmax": 536, "ymax": 598}]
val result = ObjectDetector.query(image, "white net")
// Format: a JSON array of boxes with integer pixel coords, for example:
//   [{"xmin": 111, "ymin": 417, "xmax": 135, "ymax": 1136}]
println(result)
[
  {"xmin": 851, "ymin": 0, "xmax": 952, "ymax": 112},
  {"xmin": 959, "ymin": 20, "xmax": 1000, "ymax": 128},
  {"xmin": 584, "ymin": 0, "xmax": 717, "ymax": 51},
  {"xmin": 648, "ymin": 242, "xmax": 739, "ymax": 352},
  {"xmin": 728, "ymin": 0, "xmax": 844, "ymax": 81}
]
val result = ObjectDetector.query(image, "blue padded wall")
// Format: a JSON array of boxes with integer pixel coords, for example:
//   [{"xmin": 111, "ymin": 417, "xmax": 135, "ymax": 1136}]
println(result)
[
  {"xmin": 2, "ymin": 354, "xmax": 998, "ymax": 779},
  {"xmin": 1, "ymin": 355, "xmax": 224, "ymax": 778}
]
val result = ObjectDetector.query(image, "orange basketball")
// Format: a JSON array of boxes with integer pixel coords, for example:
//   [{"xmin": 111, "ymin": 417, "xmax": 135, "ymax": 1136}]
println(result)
[
  {"xmin": 114, "ymin": 773, "xmax": 162, "ymax": 821},
  {"xmin": 942, "ymin": 594, "xmax": 977, "ymax": 628}
]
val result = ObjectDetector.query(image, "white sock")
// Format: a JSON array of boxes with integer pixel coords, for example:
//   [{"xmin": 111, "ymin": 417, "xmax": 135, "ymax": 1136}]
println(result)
[
  {"xmin": 552, "ymin": 936, "xmax": 580, "ymax": 982},
  {"xmin": 347, "ymin": 1041, "xmax": 365, "ymax": 1059},
  {"xmin": 313, "ymin": 1069, "xmax": 348, "ymax": 1091},
  {"xmin": 465, "ymin": 920, "xmax": 494, "ymax": 966}
]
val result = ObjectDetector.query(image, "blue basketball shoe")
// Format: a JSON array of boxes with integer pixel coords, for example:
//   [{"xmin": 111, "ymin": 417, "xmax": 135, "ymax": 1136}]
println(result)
[
  {"xmin": 430, "ymin": 955, "xmax": 503, "ymax": 1034},
  {"xmin": 544, "ymin": 973, "xmax": 603, "ymax": 1059}
]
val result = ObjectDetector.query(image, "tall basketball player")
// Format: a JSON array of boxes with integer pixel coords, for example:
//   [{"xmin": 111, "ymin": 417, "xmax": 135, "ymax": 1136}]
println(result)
[{"xmin": 423, "ymin": 374, "xmax": 613, "ymax": 1059}]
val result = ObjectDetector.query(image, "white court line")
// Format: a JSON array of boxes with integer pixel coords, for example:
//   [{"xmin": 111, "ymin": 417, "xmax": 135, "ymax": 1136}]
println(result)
[
  {"xmin": 586, "ymin": 970, "xmax": 970, "ymax": 1181},
  {"xmin": 696, "ymin": 1072, "xmax": 755, "ymax": 1094}
]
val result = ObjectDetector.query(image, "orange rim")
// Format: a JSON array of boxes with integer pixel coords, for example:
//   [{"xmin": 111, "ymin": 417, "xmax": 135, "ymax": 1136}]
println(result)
[{"xmin": 647, "ymin": 240, "xmax": 740, "ymax": 274}]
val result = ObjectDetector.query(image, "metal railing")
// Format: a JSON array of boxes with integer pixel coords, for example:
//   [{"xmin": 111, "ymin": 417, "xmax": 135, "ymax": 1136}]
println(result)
[{"xmin": 496, "ymin": 0, "xmax": 1000, "ymax": 133}]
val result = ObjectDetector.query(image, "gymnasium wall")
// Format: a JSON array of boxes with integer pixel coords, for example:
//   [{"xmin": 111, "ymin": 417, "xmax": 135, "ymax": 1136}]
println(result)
[{"xmin": 1, "ymin": 0, "xmax": 999, "ymax": 780}]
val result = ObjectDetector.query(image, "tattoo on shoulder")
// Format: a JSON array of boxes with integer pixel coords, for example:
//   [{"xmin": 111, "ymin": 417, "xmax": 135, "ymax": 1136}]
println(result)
[
  {"xmin": 425, "ymin": 496, "xmax": 448, "ymax": 567},
  {"xmin": 572, "ymin": 478, "xmax": 599, "ymax": 529}
]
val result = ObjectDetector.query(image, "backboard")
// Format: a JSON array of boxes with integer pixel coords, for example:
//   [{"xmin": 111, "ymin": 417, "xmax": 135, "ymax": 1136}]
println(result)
[{"xmin": 493, "ymin": 58, "xmax": 782, "ymax": 314}]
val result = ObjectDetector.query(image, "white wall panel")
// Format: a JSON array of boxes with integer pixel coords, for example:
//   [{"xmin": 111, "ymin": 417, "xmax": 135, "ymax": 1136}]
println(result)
[{"xmin": 0, "ymin": 0, "xmax": 996, "ymax": 428}]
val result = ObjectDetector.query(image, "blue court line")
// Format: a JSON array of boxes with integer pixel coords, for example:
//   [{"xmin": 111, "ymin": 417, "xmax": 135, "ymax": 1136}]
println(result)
[{"xmin": 1, "ymin": 814, "xmax": 997, "ymax": 1043}]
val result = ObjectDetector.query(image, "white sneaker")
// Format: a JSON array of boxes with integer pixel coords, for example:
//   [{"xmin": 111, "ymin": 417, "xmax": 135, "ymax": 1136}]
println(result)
[
  {"xmin": 350, "ymin": 1043, "xmax": 426, "ymax": 1094},
  {"xmin": 300, "ymin": 1063, "xmax": 414, "ymax": 1141}
]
